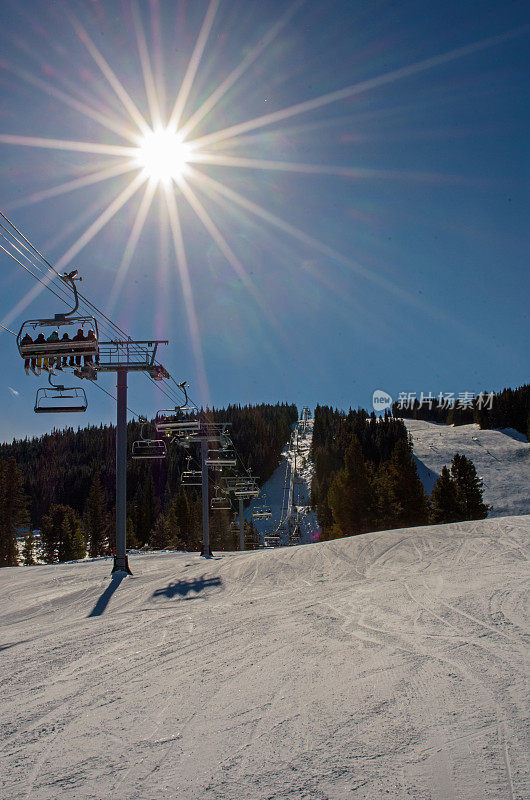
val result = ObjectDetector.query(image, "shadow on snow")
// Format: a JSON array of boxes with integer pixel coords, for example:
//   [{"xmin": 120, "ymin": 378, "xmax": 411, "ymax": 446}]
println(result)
[
  {"xmin": 151, "ymin": 575, "xmax": 222, "ymax": 600},
  {"xmin": 87, "ymin": 572, "xmax": 127, "ymax": 617}
]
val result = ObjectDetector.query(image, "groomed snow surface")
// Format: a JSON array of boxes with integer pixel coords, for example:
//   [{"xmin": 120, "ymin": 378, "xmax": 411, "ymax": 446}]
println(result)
[
  {"xmin": 2, "ymin": 515, "xmax": 529, "ymax": 799},
  {"xmin": 405, "ymin": 419, "xmax": 530, "ymax": 518}
]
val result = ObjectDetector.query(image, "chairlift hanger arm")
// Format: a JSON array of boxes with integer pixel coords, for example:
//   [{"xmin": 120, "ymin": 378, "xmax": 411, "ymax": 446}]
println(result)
[{"xmin": 55, "ymin": 270, "xmax": 81, "ymax": 319}]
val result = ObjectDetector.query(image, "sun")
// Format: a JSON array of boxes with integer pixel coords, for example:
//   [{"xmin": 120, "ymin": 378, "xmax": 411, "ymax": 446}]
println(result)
[{"xmin": 135, "ymin": 128, "xmax": 192, "ymax": 185}]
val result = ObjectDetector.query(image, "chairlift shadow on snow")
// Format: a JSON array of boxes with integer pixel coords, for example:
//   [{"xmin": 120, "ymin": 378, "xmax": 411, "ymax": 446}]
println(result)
[
  {"xmin": 151, "ymin": 575, "xmax": 222, "ymax": 600},
  {"xmin": 87, "ymin": 572, "xmax": 128, "ymax": 617}
]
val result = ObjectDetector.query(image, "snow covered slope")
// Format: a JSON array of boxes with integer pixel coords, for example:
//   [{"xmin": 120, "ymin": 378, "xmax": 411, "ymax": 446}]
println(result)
[
  {"xmin": 405, "ymin": 419, "xmax": 530, "ymax": 517},
  {"xmin": 248, "ymin": 413, "xmax": 319, "ymax": 544},
  {"xmin": 1, "ymin": 515, "xmax": 528, "ymax": 800}
]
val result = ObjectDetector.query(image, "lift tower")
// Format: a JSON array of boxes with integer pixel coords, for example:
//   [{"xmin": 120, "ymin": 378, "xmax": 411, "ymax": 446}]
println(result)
[{"xmin": 81, "ymin": 339, "xmax": 170, "ymax": 574}]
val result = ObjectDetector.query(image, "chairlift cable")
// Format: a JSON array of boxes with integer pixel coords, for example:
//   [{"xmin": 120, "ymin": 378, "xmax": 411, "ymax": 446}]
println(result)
[
  {"xmin": 91, "ymin": 380, "xmax": 141, "ymax": 418},
  {"xmin": 0, "ymin": 240, "xmax": 69, "ymax": 307},
  {"xmin": 0, "ymin": 322, "xmax": 16, "ymax": 335},
  {"xmin": 1, "ymin": 212, "xmax": 194, "ymax": 410}
]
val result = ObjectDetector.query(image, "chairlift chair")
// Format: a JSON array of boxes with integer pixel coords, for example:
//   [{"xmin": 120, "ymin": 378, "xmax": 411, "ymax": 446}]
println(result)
[
  {"xmin": 181, "ymin": 471, "xmax": 202, "ymax": 486},
  {"xmin": 211, "ymin": 491, "xmax": 231, "ymax": 511},
  {"xmin": 155, "ymin": 409, "xmax": 200, "ymax": 436},
  {"xmin": 34, "ymin": 382, "xmax": 88, "ymax": 413},
  {"xmin": 18, "ymin": 271, "xmax": 99, "ymax": 369},
  {"xmin": 205, "ymin": 449, "xmax": 237, "ymax": 467},
  {"xmin": 131, "ymin": 418, "xmax": 167, "ymax": 459},
  {"xmin": 253, "ymin": 506, "xmax": 272, "ymax": 519},
  {"xmin": 234, "ymin": 487, "xmax": 260, "ymax": 498},
  {"xmin": 132, "ymin": 440, "xmax": 167, "ymax": 459},
  {"xmin": 211, "ymin": 496, "xmax": 231, "ymax": 511}
]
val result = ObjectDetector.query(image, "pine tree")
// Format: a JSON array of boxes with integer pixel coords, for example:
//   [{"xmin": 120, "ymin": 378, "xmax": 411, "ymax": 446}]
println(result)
[
  {"xmin": 0, "ymin": 457, "xmax": 30, "ymax": 567},
  {"xmin": 373, "ymin": 465, "xmax": 402, "ymax": 531},
  {"xmin": 149, "ymin": 505, "xmax": 184, "ymax": 550},
  {"xmin": 450, "ymin": 453, "xmax": 489, "ymax": 520},
  {"xmin": 386, "ymin": 439, "xmax": 429, "ymax": 528},
  {"xmin": 244, "ymin": 518, "xmax": 260, "ymax": 549},
  {"xmin": 138, "ymin": 472, "xmax": 158, "ymax": 545},
  {"xmin": 430, "ymin": 466, "xmax": 461, "ymax": 524},
  {"xmin": 58, "ymin": 507, "xmax": 86, "ymax": 562},
  {"xmin": 327, "ymin": 436, "xmax": 375, "ymax": 538},
  {"xmin": 42, "ymin": 505, "xmax": 86, "ymax": 563},
  {"xmin": 173, "ymin": 485, "xmax": 195, "ymax": 549},
  {"xmin": 127, "ymin": 514, "xmax": 139, "ymax": 549},
  {"xmin": 209, "ymin": 507, "xmax": 233, "ymax": 550},
  {"xmin": 22, "ymin": 530, "xmax": 36, "ymax": 565},
  {"xmin": 41, "ymin": 504, "xmax": 63, "ymax": 563},
  {"xmin": 85, "ymin": 474, "xmax": 110, "ymax": 557}
]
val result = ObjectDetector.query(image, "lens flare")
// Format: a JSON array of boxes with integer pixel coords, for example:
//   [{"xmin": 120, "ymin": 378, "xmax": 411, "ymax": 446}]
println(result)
[{"xmin": 135, "ymin": 128, "xmax": 192, "ymax": 184}]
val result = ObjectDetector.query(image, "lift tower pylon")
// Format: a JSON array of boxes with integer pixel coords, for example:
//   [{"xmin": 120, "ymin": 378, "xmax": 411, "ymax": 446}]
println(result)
[{"xmin": 83, "ymin": 339, "xmax": 170, "ymax": 575}]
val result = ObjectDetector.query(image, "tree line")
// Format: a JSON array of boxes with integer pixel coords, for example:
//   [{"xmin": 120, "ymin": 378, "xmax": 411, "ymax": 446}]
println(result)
[
  {"xmin": 393, "ymin": 383, "xmax": 529, "ymax": 438},
  {"xmin": 0, "ymin": 403, "xmax": 297, "ymax": 566},
  {"xmin": 310, "ymin": 405, "xmax": 489, "ymax": 541}
]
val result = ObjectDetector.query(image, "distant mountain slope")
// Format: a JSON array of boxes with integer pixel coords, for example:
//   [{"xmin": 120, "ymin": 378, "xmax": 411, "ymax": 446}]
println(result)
[
  {"xmin": 405, "ymin": 419, "xmax": 530, "ymax": 517},
  {"xmin": 1, "ymin": 515, "xmax": 528, "ymax": 799}
]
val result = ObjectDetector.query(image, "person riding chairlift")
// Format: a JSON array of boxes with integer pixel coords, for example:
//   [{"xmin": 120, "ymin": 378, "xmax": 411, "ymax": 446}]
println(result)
[
  {"xmin": 20, "ymin": 332, "xmax": 33, "ymax": 375},
  {"xmin": 33, "ymin": 333, "xmax": 46, "ymax": 375},
  {"xmin": 47, "ymin": 330, "xmax": 59, "ymax": 371},
  {"xmin": 60, "ymin": 332, "xmax": 71, "ymax": 367},
  {"xmin": 84, "ymin": 328, "xmax": 96, "ymax": 366},
  {"xmin": 70, "ymin": 328, "xmax": 85, "ymax": 367}
]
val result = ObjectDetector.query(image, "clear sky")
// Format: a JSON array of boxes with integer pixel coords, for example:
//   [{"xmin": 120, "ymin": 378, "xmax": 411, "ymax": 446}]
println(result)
[{"xmin": 0, "ymin": 0, "xmax": 528, "ymax": 442}]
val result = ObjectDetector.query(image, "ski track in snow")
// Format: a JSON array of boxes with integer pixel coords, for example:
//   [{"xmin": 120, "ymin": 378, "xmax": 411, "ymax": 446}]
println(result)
[{"xmin": 1, "ymin": 515, "xmax": 529, "ymax": 800}]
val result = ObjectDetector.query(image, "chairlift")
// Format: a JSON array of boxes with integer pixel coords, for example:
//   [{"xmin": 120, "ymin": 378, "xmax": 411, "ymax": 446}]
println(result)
[
  {"xmin": 34, "ymin": 373, "xmax": 87, "ymax": 413},
  {"xmin": 155, "ymin": 409, "xmax": 200, "ymax": 436},
  {"xmin": 131, "ymin": 417, "xmax": 166, "ymax": 459},
  {"xmin": 205, "ymin": 449, "xmax": 237, "ymax": 467},
  {"xmin": 234, "ymin": 488, "xmax": 259, "ymax": 498},
  {"xmin": 211, "ymin": 492, "xmax": 231, "ymax": 511},
  {"xmin": 181, "ymin": 471, "xmax": 202, "ymax": 486},
  {"xmin": 253, "ymin": 506, "xmax": 272, "ymax": 519},
  {"xmin": 180, "ymin": 456, "xmax": 202, "ymax": 486},
  {"xmin": 18, "ymin": 271, "xmax": 99, "ymax": 369}
]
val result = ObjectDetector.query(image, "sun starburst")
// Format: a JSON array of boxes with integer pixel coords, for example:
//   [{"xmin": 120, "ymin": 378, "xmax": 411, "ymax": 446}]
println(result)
[
  {"xmin": 0, "ymin": 0, "xmax": 522, "ymax": 341},
  {"xmin": 134, "ymin": 128, "xmax": 193, "ymax": 185}
]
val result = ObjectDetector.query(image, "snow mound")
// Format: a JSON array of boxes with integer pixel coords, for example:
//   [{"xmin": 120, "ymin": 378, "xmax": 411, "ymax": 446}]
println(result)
[{"xmin": 1, "ymin": 515, "xmax": 528, "ymax": 799}]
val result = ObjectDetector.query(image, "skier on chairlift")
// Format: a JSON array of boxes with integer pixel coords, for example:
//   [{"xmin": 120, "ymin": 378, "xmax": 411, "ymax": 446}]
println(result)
[
  {"xmin": 21, "ymin": 332, "xmax": 33, "ymax": 374},
  {"xmin": 70, "ymin": 328, "xmax": 85, "ymax": 367},
  {"xmin": 84, "ymin": 328, "xmax": 96, "ymax": 366},
  {"xmin": 33, "ymin": 333, "xmax": 46, "ymax": 374},
  {"xmin": 47, "ymin": 330, "xmax": 59, "ymax": 370},
  {"xmin": 60, "ymin": 332, "xmax": 71, "ymax": 367}
]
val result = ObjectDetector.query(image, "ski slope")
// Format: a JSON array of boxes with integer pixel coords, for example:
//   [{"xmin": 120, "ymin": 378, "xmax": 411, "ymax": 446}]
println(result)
[
  {"xmin": 248, "ymin": 413, "xmax": 319, "ymax": 544},
  {"xmin": 1, "ymin": 515, "xmax": 528, "ymax": 800},
  {"xmin": 405, "ymin": 419, "xmax": 530, "ymax": 517}
]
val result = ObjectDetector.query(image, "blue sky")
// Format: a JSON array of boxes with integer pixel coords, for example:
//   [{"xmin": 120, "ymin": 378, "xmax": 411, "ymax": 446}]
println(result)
[{"xmin": 0, "ymin": 0, "xmax": 528, "ymax": 442}]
